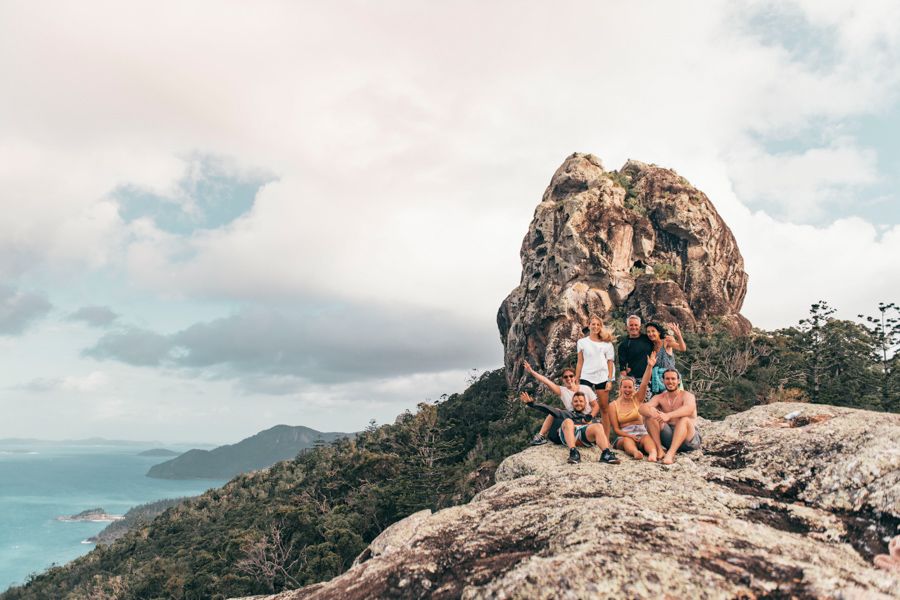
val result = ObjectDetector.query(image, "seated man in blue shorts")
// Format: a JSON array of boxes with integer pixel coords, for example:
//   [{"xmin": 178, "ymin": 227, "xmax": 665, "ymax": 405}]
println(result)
[
  {"xmin": 520, "ymin": 390, "xmax": 620, "ymax": 465},
  {"xmin": 638, "ymin": 368, "xmax": 701, "ymax": 465}
]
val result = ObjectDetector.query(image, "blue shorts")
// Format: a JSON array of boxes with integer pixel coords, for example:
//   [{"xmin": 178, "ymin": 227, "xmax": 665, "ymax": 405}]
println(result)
[{"xmin": 558, "ymin": 423, "xmax": 594, "ymax": 448}]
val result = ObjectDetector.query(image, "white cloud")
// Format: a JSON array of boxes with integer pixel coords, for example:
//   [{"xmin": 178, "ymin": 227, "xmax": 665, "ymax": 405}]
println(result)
[
  {"xmin": 0, "ymin": 1, "xmax": 899, "ymax": 439},
  {"xmin": 727, "ymin": 140, "xmax": 880, "ymax": 221},
  {"xmin": 17, "ymin": 371, "xmax": 110, "ymax": 393}
]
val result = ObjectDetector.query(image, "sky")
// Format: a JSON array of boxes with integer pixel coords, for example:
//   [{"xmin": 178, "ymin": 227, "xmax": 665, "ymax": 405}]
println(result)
[{"xmin": 0, "ymin": 0, "xmax": 898, "ymax": 443}]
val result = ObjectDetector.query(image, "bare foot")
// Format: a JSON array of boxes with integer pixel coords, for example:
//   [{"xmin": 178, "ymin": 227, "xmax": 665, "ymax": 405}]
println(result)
[
  {"xmin": 662, "ymin": 453, "xmax": 675, "ymax": 465},
  {"xmin": 874, "ymin": 536, "xmax": 900, "ymax": 572},
  {"xmin": 631, "ymin": 450, "xmax": 644, "ymax": 460},
  {"xmin": 648, "ymin": 451, "xmax": 658, "ymax": 463}
]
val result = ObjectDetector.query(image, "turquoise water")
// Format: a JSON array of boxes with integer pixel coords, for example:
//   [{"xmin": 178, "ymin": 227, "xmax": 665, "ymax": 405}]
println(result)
[{"xmin": 0, "ymin": 442, "xmax": 228, "ymax": 592}]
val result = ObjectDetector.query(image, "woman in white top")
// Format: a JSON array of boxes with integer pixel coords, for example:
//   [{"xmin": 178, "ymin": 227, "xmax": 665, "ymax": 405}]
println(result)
[
  {"xmin": 523, "ymin": 360, "xmax": 598, "ymax": 446},
  {"xmin": 575, "ymin": 315, "xmax": 616, "ymax": 438}
]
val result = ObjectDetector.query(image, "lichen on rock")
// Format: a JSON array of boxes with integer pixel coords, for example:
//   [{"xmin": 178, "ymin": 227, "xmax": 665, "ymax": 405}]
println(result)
[{"xmin": 243, "ymin": 403, "xmax": 900, "ymax": 599}]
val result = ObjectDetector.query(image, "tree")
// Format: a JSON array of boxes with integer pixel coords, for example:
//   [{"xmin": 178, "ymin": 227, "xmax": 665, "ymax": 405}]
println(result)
[
  {"xmin": 859, "ymin": 302, "xmax": 900, "ymax": 411},
  {"xmin": 797, "ymin": 301, "xmax": 836, "ymax": 403}
]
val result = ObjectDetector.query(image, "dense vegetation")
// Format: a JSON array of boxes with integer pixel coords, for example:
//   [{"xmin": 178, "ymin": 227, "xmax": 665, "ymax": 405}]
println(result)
[
  {"xmin": 4, "ymin": 302, "xmax": 896, "ymax": 600},
  {"xmin": 87, "ymin": 498, "xmax": 191, "ymax": 545}
]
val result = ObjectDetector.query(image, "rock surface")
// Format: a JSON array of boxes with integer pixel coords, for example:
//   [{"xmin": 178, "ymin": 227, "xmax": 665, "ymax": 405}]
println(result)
[
  {"xmin": 238, "ymin": 403, "xmax": 900, "ymax": 600},
  {"xmin": 497, "ymin": 153, "xmax": 750, "ymax": 390}
]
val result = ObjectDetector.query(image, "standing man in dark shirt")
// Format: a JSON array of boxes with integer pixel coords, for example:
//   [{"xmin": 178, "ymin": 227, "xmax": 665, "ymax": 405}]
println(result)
[{"xmin": 618, "ymin": 314, "xmax": 654, "ymax": 388}]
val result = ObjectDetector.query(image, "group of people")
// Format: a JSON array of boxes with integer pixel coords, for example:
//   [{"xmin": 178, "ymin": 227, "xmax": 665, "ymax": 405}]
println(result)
[{"xmin": 520, "ymin": 314, "xmax": 700, "ymax": 466}]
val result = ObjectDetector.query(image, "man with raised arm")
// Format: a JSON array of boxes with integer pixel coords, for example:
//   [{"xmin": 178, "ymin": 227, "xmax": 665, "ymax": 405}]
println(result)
[
  {"xmin": 638, "ymin": 368, "xmax": 701, "ymax": 465},
  {"xmin": 618, "ymin": 314, "xmax": 653, "ymax": 387},
  {"xmin": 520, "ymin": 390, "xmax": 620, "ymax": 465}
]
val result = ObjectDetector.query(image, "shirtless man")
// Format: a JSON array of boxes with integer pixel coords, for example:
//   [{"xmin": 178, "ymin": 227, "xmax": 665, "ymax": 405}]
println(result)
[{"xmin": 638, "ymin": 368, "xmax": 701, "ymax": 465}]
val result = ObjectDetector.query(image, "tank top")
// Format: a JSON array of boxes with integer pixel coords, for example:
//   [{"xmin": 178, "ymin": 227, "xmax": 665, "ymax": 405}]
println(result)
[{"xmin": 614, "ymin": 397, "xmax": 642, "ymax": 428}]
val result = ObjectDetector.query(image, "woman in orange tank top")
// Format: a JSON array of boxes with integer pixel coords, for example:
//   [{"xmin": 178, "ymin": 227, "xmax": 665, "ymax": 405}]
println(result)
[{"xmin": 610, "ymin": 352, "xmax": 660, "ymax": 461}]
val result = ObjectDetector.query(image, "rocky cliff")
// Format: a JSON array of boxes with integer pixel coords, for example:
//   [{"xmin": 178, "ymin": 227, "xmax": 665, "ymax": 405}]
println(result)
[
  {"xmin": 497, "ymin": 153, "xmax": 750, "ymax": 390},
  {"xmin": 237, "ymin": 403, "xmax": 900, "ymax": 599}
]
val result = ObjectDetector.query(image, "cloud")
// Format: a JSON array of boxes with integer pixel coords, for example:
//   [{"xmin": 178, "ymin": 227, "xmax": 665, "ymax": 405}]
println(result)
[
  {"xmin": 727, "ymin": 139, "xmax": 879, "ymax": 221},
  {"xmin": 84, "ymin": 303, "xmax": 500, "ymax": 387},
  {"xmin": 84, "ymin": 326, "xmax": 172, "ymax": 366},
  {"xmin": 0, "ymin": 286, "xmax": 52, "ymax": 335},
  {"xmin": 114, "ymin": 153, "xmax": 274, "ymax": 235},
  {"xmin": 16, "ymin": 371, "xmax": 110, "ymax": 393},
  {"xmin": 2, "ymin": 1, "xmax": 900, "ymax": 442},
  {"xmin": 67, "ymin": 305, "xmax": 119, "ymax": 327}
]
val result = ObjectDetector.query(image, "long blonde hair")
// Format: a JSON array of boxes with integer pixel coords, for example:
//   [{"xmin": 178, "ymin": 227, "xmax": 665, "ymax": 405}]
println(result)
[{"xmin": 588, "ymin": 314, "xmax": 614, "ymax": 342}]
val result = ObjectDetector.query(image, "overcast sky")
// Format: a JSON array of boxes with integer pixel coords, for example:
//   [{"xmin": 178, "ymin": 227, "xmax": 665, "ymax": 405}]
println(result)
[{"xmin": 1, "ymin": 0, "xmax": 898, "ymax": 443}]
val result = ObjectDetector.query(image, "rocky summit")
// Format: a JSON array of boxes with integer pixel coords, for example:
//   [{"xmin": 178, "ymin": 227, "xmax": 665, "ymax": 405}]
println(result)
[
  {"xmin": 497, "ymin": 153, "xmax": 750, "ymax": 390},
  {"xmin": 237, "ymin": 403, "xmax": 900, "ymax": 599}
]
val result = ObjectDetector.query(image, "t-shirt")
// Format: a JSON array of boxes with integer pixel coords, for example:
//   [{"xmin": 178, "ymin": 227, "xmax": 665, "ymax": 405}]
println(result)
[
  {"xmin": 617, "ymin": 334, "xmax": 654, "ymax": 378},
  {"xmin": 559, "ymin": 385, "xmax": 598, "ymax": 411},
  {"xmin": 576, "ymin": 337, "xmax": 615, "ymax": 384}
]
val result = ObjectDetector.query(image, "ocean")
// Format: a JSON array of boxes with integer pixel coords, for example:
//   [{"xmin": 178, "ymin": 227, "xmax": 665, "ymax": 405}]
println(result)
[{"xmin": 0, "ymin": 441, "xmax": 228, "ymax": 592}]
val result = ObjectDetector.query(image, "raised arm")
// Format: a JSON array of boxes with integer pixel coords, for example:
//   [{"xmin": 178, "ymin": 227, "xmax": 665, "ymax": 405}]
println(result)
[
  {"xmin": 523, "ymin": 360, "xmax": 561, "ymax": 396},
  {"xmin": 668, "ymin": 322, "xmax": 687, "ymax": 352},
  {"xmin": 636, "ymin": 351, "xmax": 657, "ymax": 402}
]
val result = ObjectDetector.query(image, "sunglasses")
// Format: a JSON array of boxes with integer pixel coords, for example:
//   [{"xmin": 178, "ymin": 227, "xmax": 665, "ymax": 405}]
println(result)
[{"xmin": 562, "ymin": 374, "xmax": 575, "ymax": 379}]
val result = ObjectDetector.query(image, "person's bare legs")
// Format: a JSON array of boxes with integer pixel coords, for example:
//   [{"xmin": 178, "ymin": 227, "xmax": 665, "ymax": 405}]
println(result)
[
  {"xmin": 561, "ymin": 418, "xmax": 576, "ymax": 449},
  {"xmin": 584, "ymin": 423, "xmax": 611, "ymax": 449},
  {"xmin": 662, "ymin": 418, "xmax": 696, "ymax": 465},
  {"xmin": 596, "ymin": 389, "xmax": 611, "ymax": 439},
  {"xmin": 616, "ymin": 437, "xmax": 643, "ymax": 459},
  {"xmin": 640, "ymin": 435, "xmax": 658, "ymax": 462},
  {"xmin": 539, "ymin": 415, "xmax": 553, "ymax": 437},
  {"xmin": 644, "ymin": 417, "xmax": 666, "ymax": 459}
]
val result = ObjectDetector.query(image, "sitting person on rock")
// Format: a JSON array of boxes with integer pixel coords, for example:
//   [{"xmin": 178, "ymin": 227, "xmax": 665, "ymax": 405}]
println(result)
[
  {"xmin": 638, "ymin": 368, "xmax": 701, "ymax": 464},
  {"xmin": 522, "ymin": 360, "xmax": 598, "ymax": 446},
  {"xmin": 520, "ymin": 390, "xmax": 620, "ymax": 465},
  {"xmin": 609, "ymin": 353, "xmax": 659, "ymax": 461}
]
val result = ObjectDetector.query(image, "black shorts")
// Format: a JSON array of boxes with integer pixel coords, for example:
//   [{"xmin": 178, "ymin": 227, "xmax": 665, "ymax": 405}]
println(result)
[
  {"xmin": 580, "ymin": 379, "xmax": 610, "ymax": 391},
  {"xmin": 547, "ymin": 418, "xmax": 564, "ymax": 444}
]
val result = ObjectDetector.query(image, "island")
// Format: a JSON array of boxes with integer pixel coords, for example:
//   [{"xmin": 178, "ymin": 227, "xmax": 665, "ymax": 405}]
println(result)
[{"xmin": 57, "ymin": 508, "xmax": 124, "ymax": 522}]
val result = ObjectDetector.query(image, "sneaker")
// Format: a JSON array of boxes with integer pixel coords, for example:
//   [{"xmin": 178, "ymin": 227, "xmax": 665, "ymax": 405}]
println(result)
[
  {"xmin": 529, "ymin": 433, "xmax": 549, "ymax": 446},
  {"xmin": 599, "ymin": 448, "xmax": 621, "ymax": 464},
  {"xmin": 567, "ymin": 448, "xmax": 581, "ymax": 464}
]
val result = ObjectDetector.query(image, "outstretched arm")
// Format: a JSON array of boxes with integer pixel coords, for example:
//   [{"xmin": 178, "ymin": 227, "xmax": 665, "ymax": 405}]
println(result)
[
  {"xmin": 523, "ymin": 360, "xmax": 561, "ymax": 396},
  {"xmin": 520, "ymin": 392, "xmax": 562, "ymax": 418}
]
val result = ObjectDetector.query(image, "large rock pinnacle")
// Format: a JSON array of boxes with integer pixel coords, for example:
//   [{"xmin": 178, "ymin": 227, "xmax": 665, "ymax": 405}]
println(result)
[{"xmin": 497, "ymin": 152, "xmax": 751, "ymax": 389}]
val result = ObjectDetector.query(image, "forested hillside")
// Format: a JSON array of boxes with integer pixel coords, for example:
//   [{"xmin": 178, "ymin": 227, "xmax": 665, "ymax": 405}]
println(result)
[{"xmin": 4, "ymin": 302, "xmax": 896, "ymax": 600}]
